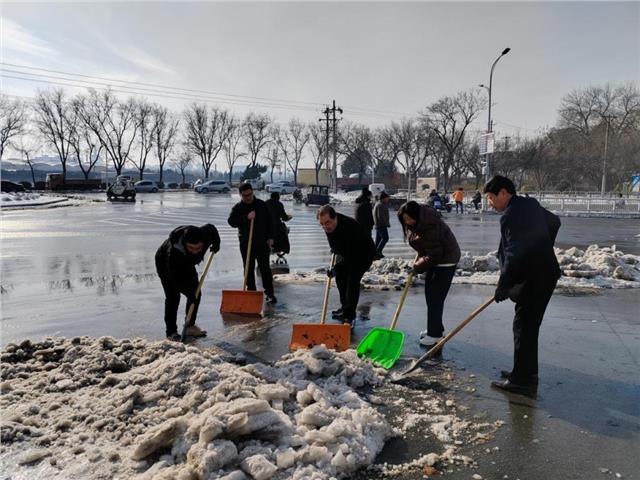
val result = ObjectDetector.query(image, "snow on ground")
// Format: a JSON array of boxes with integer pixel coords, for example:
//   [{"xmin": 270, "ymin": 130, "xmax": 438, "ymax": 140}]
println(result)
[
  {"xmin": 0, "ymin": 337, "xmax": 395, "ymax": 479},
  {"xmin": 276, "ymin": 245, "xmax": 640, "ymax": 291},
  {"xmin": 0, "ymin": 192, "xmax": 100, "ymax": 209}
]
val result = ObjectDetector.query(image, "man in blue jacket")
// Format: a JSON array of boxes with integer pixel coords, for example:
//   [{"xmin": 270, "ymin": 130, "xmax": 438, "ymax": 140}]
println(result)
[{"xmin": 484, "ymin": 176, "xmax": 561, "ymax": 397}]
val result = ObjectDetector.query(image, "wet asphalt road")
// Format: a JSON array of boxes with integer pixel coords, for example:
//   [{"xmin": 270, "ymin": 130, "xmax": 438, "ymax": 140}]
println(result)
[{"xmin": 1, "ymin": 191, "xmax": 639, "ymax": 479}]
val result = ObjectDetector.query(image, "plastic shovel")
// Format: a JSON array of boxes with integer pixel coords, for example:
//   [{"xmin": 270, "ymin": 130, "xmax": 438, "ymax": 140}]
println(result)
[
  {"xmin": 220, "ymin": 217, "xmax": 264, "ymax": 315},
  {"xmin": 181, "ymin": 250, "xmax": 215, "ymax": 342},
  {"xmin": 356, "ymin": 254, "xmax": 419, "ymax": 369},
  {"xmin": 397, "ymin": 296, "xmax": 495, "ymax": 378},
  {"xmin": 289, "ymin": 254, "xmax": 351, "ymax": 351}
]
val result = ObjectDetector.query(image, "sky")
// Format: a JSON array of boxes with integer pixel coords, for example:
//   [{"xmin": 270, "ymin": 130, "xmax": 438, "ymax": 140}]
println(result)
[{"xmin": 1, "ymin": 1, "xmax": 639, "ymax": 165}]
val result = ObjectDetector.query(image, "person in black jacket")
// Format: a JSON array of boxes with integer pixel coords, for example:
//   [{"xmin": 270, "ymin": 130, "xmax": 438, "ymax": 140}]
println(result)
[
  {"xmin": 484, "ymin": 175, "xmax": 561, "ymax": 397},
  {"xmin": 228, "ymin": 183, "xmax": 277, "ymax": 304},
  {"xmin": 155, "ymin": 224, "xmax": 220, "ymax": 341},
  {"xmin": 355, "ymin": 187, "xmax": 374, "ymax": 237},
  {"xmin": 317, "ymin": 205, "xmax": 376, "ymax": 324},
  {"xmin": 265, "ymin": 191, "xmax": 292, "ymax": 256}
]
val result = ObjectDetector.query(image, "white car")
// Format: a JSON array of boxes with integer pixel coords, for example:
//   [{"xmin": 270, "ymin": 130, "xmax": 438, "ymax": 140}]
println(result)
[
  {"xmin": 245, "ymin": 178, "xmax": 265, "ymax": 190},
  {"xmin": 134, "ymin": 180, "xmax": 160, "ymax": 193},
  {"xmin": 195, "ymin": 180, "xmax": 231, "ymax": 194},
  {"xmin": 265, "ymin": 181, "xmax": 298, "ymax": 194}
]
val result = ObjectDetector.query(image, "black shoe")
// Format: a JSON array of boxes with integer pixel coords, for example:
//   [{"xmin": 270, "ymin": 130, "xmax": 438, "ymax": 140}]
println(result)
[
  {"xmin": 166, "ymin": 332, "xmax": 181, "ymax": 342},
  {"xmin": 500, "ymin": 370, "xmax": 539, "ymax": 383},
  {"xmin": 491, "ymin": 379, "xmax": 537, "ymax": 398},
  {"xmin": 331, "ymin": 308, "xmax": 343, "ymax": 317},
  {"xmin": 342, "ymin": 316, "xmax": 356, "ymax": 328},
  {"xmin": 265, "ymin": 294, "xmax": 277, "ymax": 304}
]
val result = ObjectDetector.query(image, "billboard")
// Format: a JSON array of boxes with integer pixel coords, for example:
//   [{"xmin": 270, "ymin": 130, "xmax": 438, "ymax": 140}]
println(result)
[{"xmin": 416, "ymin": 177, "xmax": 438, "ymax": 198}]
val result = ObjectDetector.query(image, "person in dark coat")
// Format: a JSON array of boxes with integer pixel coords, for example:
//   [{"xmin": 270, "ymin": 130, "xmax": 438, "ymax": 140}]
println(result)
[
  {"xmin": 472, "ymin": 191, "xmax": 482, "ymax": 211},
  {"xmin": 155, "ymin": 224, "xmax": 220, "ymax": 341},
  {"xmin": 317, "ymin": 205, "xmax": 376, "ymax": 324},
  {"xmin": 228, "ymin": 183, "xmax": 277, "ymax": 304},
  {"xmin": 373, "ymin": 191, "xmax": 391, "ymax": 259},
  {"xmin": 484, "ymin": 175, "xmax": 561, "ymax": 397},
  {"xmin": 398, "ymin": 201, "xmax": 461, "ymax": 354},
  {"xmin": 354, "ymin": 187, "xmax": 374, "ymax": 237},
  {"xmin": 265, "ymin": 191, "xmax": 292, "ymax": 255}
]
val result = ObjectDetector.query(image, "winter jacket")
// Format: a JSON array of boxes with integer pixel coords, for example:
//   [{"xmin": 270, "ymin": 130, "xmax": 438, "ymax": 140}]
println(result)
[
  {"xmin": 408, "ymin": 205, "xmax": 461, "ymax": 272},
  {"xmin": 496, "ymin": 195, "xmax": 561, "ymax": 294},
  {"xmin": 373, "ymin": 201, "xmax": 390, "ymax": 228},
  {"xmin": 452, "ymin": 190, "xmax": 464, "ymax": 202},
  {"xmin": 155, "ymin": 224, "xmax": 220, "ymax": 292},
  {"xmin": 266, "ymin": 198, "xmax": 291, "ymax": 255},
  {"xmin": 326, "ymin": 213, "xmax": 376, "ymax": 271},
  {"xmin": 354, "ymin": 196, "xmax": 374, "ymax": 231},
  {"xmin": 228, "ymin": 198, "xmax": 274, "ymax": 248}
]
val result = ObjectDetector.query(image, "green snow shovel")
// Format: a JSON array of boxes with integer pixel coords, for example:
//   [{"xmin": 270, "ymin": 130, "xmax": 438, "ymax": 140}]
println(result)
[{"xmin": 356, "ymin": 254, "xmax": 419, "ymax": 369}]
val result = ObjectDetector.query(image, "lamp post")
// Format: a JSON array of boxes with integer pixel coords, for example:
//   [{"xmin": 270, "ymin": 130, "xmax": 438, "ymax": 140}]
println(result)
[{"xmin": 479, "ymin": 47, "xmax": 511, "ymax": 184}]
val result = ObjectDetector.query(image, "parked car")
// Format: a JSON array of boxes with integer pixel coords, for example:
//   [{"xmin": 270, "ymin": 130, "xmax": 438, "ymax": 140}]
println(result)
[
  {"xmin": 245, "ymin": 177, "xmax": 265, "ymax": 190},
  {"xmin": 195, "ymin": 180, "xmax": 231, "ymax": 194},
  {"xmin": 134, "ymin": 180, "xmax": 160, "ymax": 193},
  {"xmin": 265, "ymin": 181, "xmax": 298, "ymax": 194},
  {"xmin": 107, "ymin": 178, "xmax": 136, "ymax": 201},
  {"xmin": 19, "ymin": 181, "xmax": 33, "ymax": 190},
  {"xmin": 1, "ymin": 181, "xmax": 26, "ymax": 193}
]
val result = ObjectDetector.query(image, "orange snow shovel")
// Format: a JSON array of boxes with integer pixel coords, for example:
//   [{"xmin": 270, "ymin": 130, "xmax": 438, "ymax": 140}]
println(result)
[
  {"xmin": 289, "ymin": 254, "xmax": 351, "ymax": 351},
  {"xmin": 181, "ymin": 250, "xmax": 216, "ymax": 342},
  {"xmin": 220, "ymin": 217, "xmax": 263, "ymax": 315}
]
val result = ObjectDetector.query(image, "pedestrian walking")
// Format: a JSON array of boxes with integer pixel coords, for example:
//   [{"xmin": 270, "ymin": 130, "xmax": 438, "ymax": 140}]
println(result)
[
  {"xmin": 397, "ymin": 201, "xmax": 461, "ymax": 354},
  {"xmin": 228, "ymin": 182, "xmax": 277, "ymax": 304},
  {"xmin": 373, "ymin": 191, "xmax": 391, "ymax": 259},
  {"xmin": 453, "ymin": 187, "xmax": 465, "ymax": 214},
  {"xmin": 472, "ymin": 191, "xmax": 482, "ymax": 211},
  {"xmin": 265, "ymin": 191, "xmax": 292, "ymax": 256},
  {"xmin": 155, "ymin": 224, "xmax": 221, "ymax": 341},
  {"xmin": 317, "ymin": 205, "xmax": 377, "ymax": 324},
  {"xmin": 355, "ymin": 187, "xmax": 374, "ymax": 237},
  {"xmin": 484, "ymin": 175, "xmax": 561, "ymax": 397}
]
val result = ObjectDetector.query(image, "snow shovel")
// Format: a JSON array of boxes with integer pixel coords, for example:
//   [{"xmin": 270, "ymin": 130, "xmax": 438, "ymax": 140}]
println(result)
[
  {"xmin": 289, "ymin": 254, "xmax": 351, "ymax": 351},
  {"xmin": 220, "ymin": 217, "xmax": 264, "ymax": 315},
  {"xmin": 181, "ymin": 250, "xmax": 215, "ymax": 342},
  {"xmin": 398, "ymin": 296, "xmax": 495, "ymax": 377},
  {"xmin": 356, "ymin": 254, "xmax": 419, "ymax": 369}
]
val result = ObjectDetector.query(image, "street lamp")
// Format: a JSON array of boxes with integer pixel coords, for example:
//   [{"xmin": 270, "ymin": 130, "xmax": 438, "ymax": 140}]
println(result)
[{"xmin": 480, "ymin": 47, "xmax": 511, "ymax": 183}]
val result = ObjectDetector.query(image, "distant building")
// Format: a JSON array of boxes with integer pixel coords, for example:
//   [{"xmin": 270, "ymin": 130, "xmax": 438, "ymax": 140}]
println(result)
[{"xmin": 297, "ymin": 168, "xmax": 330, "ymax": 186}]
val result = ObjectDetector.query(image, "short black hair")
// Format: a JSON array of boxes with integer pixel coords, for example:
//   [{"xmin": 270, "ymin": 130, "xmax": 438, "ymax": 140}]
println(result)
[
  {"xmin": 361, "ymin": 186, "xmax": 371, "ymax": 196},
  {"xmin": 484, "ymin": 175, "xmax": 516, "ymax": 195},
  {"xmin": 239, "ymin": 182, "xmax": 253, "ymax": 193},
  {"xmin": 397, "ymin": 201, "xmax": 421, "ymax": 239},
  {"xmin": 379, "ymin": 191, "xmax": 389, "ymax": 200},
  {"xmin": 183, "ymin": 226, "xmax": 204, "ymax": 245},
  {"xmin": 270, "ymin": 191, "xmax": 280, "ymax": 201},
  {"xmin": 317, "ymin": 204, "xmax": 336, "ymax": 219}
]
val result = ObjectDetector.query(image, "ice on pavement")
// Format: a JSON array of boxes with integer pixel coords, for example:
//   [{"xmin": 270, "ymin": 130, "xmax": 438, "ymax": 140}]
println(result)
[
  {"xmin": 276, "ymin": 245, "xmax": 640, "ymax": 290},
  {"xmin": 0, "ymin": 337, "xmax": 394, "ymax": 479}
]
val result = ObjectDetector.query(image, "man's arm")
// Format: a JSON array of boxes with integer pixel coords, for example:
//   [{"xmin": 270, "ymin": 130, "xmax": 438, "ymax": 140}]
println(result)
[{"xmin": 228, "ymin": 203, "xmax": 247, "ymax": 228}]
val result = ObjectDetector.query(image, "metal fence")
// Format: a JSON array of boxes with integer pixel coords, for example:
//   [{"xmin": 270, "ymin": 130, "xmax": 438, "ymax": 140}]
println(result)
[{"xmin": 536, "ymin": 196, "xmax": 640, "ymax": 214}]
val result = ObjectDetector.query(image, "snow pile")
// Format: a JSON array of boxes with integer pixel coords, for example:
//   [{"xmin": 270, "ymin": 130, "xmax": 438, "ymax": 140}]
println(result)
[
  {"xmin": 276, "ymin": 245, "xmax": 640, "ymax": 290},
  {"xmin": 0, "ymin": 337, "xmax": 393, "ymax": 480},
  {"xmin": 0, "ymin": 191, "xmax": 68, "ymax": 208}
]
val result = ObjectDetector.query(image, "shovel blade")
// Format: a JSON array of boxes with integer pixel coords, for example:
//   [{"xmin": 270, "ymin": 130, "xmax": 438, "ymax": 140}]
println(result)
[
  {"xmin": 220, "ymin": 290, "xmax": 263, "ymax": 315},
  {"xmin": 356, "ymin": 328, "xmax": 405, "ymax": 369},
  {"xmin": 289, "ymin": 323, "xmax": 351, "ymax": 351}
]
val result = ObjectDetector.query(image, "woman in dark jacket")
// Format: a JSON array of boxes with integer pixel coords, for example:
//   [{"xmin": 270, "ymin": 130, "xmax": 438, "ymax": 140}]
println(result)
[{"xmin": 398, "ymin": 201, "xmax": 461, "ymax": 351}]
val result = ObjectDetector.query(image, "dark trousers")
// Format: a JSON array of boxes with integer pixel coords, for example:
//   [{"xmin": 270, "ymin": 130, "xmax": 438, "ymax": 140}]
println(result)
[
  {"xmin": 240, "ymin": 241, "xmax": 274, "ymax": 296},
  {"xmin": 472, "ymin": 200, "xmax": 481, "ymax": 211},
  {"xmin": 424, "ymin": 265, "xmax": 457, "ymax": 337},
  {"xmin": 375, "ymin": 227, "xmax": 389, "ymax": 254},
  {"xmin": 335, "ymin": 262, "xmax": 369, "ymax": 319},
  {"xmin": 156, "ymin": 267, "xmax": 199, "ymax": 337},
  {"xmin": 511, "ymin": 280, "xmax": 557, "ymax": 383},
  {"xmin": 455, "ymin": 201, "xmax": 464, "ymax": 214}
]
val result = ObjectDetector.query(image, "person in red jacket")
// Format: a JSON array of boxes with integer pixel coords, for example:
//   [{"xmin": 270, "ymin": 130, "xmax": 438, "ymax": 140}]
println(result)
[{"xmin": 397, "ymin": 201, "xmax": 461, "ymax": 354}]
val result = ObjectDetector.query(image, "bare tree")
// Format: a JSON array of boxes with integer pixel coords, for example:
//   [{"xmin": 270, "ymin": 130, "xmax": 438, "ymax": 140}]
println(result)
[
  {"xmin": 0, "ymin": 95, "xmax": 26, "ymax": 161},
  {"xmin": 308, "ymin": 122, "xmax": 328, "ymax": 185},
  {"xmin": 426, "ymin": 89, "xmax": 486, "ymax": 192},
  {"xmin": 244, "ymin": 112, "xmax": 272, "ymax": 168},
  {"xmin": 172, "ymin": 151, "xmax": 193, "ymax": 186},
  {"xmin": 129, "ymin": 99, "xmax": 154, "ymax": 180},
  {"xmin": 338, "ymin": 122, "xmax": 374, "ymax": 184},
  {"xmin": 15, "ymin": 132, "xmax": 41, "ymax": 186},
  {"xmin": 68, "ymin": 108, "xmax": 103, "ymax": 180},
  {"xmin": 152, "ymin": 105, "xmax": 179, "ymax": 186},
  {"xmin": 32, "ymin": 88, "xmax": 76, "ymax": 182},
  {"xmin": 184, "ymin": 103, "xmax": 230, "ymax": 179},
  {"xmin": 277, "ymin": 118, "xmax": 309, "ymax": 185},
  {"xmin": 369, "ymin": 126, "xmax": 399, "ymax": 182},
  {"xmin": 387, "ymin": 118, "xmax": 433, "ymax": 196},
  {"xmin": 264, "ymin": 125, "xmax": 282, "ymax": 184},
  {"xmin": 223, "ymin": 115, "xmax": 246, "ymax": 185},
  {"xmin": 75, "ymin": 89, "xmax": 140, "ymax": 176}
]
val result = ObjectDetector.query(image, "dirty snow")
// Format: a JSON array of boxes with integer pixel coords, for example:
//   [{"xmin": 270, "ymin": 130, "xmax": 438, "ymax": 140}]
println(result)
[
  {"xmin": 0, "ymin": 192, "xmax": 100, "ymax": 209},
  {"xmin": 0, "ymin": 337, "xmax": 395, "ymax": 479},
  {"xmin": 276, "ymin": 245, "xmax": 640, "ymax": 290}
]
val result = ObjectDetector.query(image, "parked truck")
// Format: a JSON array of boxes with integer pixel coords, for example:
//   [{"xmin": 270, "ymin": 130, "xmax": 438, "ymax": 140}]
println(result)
[{"xmin": 46, "ymin": 173, "xmax": 102, "ymax": 191}]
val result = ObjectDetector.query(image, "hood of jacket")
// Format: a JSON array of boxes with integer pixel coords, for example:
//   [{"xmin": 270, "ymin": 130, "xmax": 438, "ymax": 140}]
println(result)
[{"xmin": 411, "ymin": 204, "xmax": 440, "ymax": 234}]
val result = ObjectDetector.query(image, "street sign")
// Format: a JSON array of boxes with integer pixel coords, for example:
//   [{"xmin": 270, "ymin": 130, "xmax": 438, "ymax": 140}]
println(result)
[{"xmin": 479, "ymin": 132, "xmax": 495, "ymax": 155}]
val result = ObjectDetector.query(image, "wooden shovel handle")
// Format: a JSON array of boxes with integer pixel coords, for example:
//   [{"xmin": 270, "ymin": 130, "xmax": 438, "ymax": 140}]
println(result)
[
  {"xmin": 183, "ymin": 250, "xmax": 215, "ymax": 338},
  {"xmin": 242, "ymin": 217, "xmax": 255, "ymax": 291},
  {"xmin": 389, "ymin": 254, "xmax": 421, "ymax": 330},
  {"xmin": 320, "ymin": 254, "xmax": 336, "ymax": 325}
]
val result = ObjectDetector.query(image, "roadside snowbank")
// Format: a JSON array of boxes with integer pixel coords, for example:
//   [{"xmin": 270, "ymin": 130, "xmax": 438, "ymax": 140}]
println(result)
[
  {"xmin": 0, "ymin": 337, "xmax": 394, "ymax": 479},
  {"xmin": 276, "ymin": 245, "xmax": 640, "ymax": 290},
  {"xmin": 0, "ymin": 192, "xmax": 68, "ymax": 208}
]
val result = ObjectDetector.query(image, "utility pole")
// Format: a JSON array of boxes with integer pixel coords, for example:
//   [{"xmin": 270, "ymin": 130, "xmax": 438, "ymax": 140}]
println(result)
[
  {"xmin": 329, "ymin": 100, "xmax": 343, "ymax": 193},
  {"xmin": 601, "ymin": 114, "xmax": 615, "ymax": 196},
  {"xmin": 319, "ymin": 107, "xmax": 330, "ymax": 186}
]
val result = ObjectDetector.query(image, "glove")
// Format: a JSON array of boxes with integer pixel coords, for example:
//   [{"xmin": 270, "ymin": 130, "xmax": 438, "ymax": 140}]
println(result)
[
  {"xmin": 209, "ymin": 241, "xmax": 220, "ymax": 253},
  {"xmin": 411, "ymin": 256, "xmax": 428, "ymax": 274},
  {"xmin": 326, "ymin": 268, "xmax": 335, "ymax": 278},
  {"xmin": 494, "ymin": 285, "xmax": 510, "ymax": 303}
]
